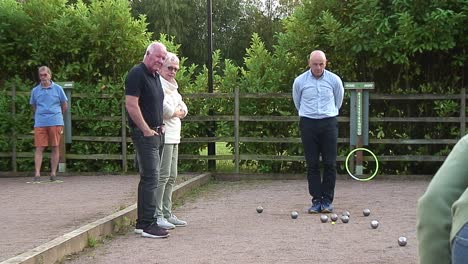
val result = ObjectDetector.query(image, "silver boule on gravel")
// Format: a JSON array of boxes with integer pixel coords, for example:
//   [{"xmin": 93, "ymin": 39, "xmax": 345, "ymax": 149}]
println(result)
[
  {"xmin": 320, "ymin": 214, "xmax": 328, "ymax": 223},
  {"xmin": 370, "ymin": 220, "xmax": 379, "ymax": 229},
  {"xmin": 363, "ymin": 208, "xmax": 371, "ymax": 217},
  {"xmin": 256, "ymin": 206, "xmax": 263, "ymax": 213},
  {"xmin": 340, "ymin": 215, "xmax": 349, "ymax": 223},
  {"xmin": 291, "ymin": 211, "xmax": 299, "ymax": 219},
  {"xmin": 398, "ymin": 236, "xmax": 407, "ymax": 246},
  {"xmin": 342, "ymin": 210, "xmax": 350, "ymax": 217},
  {"xmin": 330, "ymin": 213, "xmax": 338, "ymax": 222}
]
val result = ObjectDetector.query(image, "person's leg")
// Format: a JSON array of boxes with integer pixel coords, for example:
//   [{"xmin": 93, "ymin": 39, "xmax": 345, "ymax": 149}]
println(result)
[
  {"xmin": 452, "ymin": 223, "xmax": 468, "ymax": 264},
  {"xmin": 34, "ymin": 147, "xmax": 45, "ymax": 177},
  {"xmin": 155, "ymin": 144, "xmax": 172, "ymax": 218},
  {"xmin": 165, "ymin": 144, "xmax": 187, "ymax": 226},
  {"xmin": 33, "ymin": 127, "xmax": 48, "ymax": 180},
  {"xmin": 132, "ymin": 128, "xmax": 162, "ymax": 227},
  {"xmin": 300, "ymin": 117, "xmax": 322, "ymax": 212},
  {"xmin": 163, "ymin": 144, "xmax": 178, "ymax": 217},
  {"xmin": 320, "ymin": 117, "xmax": 338, "ymax": 204},
  {"xmin": 48, "ymin": 126, "xmax": 63, "ymax": 181},
  {"xmin": 50, "ymin": 146, "xmax": 59, "ymax": 178}
]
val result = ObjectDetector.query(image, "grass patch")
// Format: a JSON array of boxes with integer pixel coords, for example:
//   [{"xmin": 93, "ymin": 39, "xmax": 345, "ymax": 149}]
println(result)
[
  {"xmin": 87, "ymin": 236, "xmax": 99, "ymax": 248},
  {"xmin": 199, "ymin": 142, "xmax": 259, "ymax": 173}
]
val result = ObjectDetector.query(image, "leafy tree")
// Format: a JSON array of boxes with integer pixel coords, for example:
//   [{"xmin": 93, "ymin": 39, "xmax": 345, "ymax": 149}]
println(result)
[
  {"xmin": 277, "ymin": 0, "xmax": 467, "ymax": 91},
  {"xmin": 130, "ymin": 0, "xmax": 296, "ymax": 66},
  {"xmin": 0, "ymin": 0, "xmax": 151, "ymax": 85}
]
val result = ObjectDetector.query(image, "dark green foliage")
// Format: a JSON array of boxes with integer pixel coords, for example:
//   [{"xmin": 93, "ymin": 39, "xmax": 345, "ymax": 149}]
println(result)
[{"xmin": 0, "ymin": 0, "xmax": 467, "ymax": 175}]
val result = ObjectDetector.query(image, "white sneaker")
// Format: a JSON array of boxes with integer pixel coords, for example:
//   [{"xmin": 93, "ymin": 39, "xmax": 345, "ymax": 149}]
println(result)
[
  {"xmin": 167, "ymin": 214, "xmax": 187, "ymax": 227},
  {"xmin": 157, "ymin": 217, "xmax": 175, "ymax": 230}
]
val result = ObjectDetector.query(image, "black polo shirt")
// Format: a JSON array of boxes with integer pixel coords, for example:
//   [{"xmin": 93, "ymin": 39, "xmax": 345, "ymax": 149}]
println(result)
[{"xmin": 125, "ymin": 63, "xmax": 164, "ymax": 128}]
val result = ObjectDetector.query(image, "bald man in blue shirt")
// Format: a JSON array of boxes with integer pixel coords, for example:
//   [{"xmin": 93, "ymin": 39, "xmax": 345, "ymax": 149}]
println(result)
[{"xmin": 292, "ymin": 50, "xmax": 344, "ymax": 214}]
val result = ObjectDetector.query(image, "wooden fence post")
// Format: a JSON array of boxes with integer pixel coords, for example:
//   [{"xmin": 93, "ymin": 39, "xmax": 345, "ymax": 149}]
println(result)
[
  {"xmin": 121, "ymin": 99, "xmax": 127, "ymax": 173},
  {"xmin": 12, "ymin": 85, "xmax": 17, "ymax": 173},
  {"xmin": 58, "ymin": 132, "xmax": 66, "ymax": 172},
  {"xmin": 234, "ymin": 87, "xmax": 240, "ymax": 173}
]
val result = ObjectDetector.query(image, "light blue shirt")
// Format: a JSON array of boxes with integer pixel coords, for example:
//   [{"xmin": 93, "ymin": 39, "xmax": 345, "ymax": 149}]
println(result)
[
  {"xmin": 292, "ymin": 69, "xmax": 344, "ymax": 119},
  {"xmin": 30, "ymin": 81, "xmax": 68, "ymax": 127}
]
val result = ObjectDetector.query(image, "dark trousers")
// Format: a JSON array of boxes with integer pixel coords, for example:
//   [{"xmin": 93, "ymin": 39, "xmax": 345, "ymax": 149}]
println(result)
[
  {"xmin": 131, "ymin": 127, "xmax": 164, "ymax": 226},
  {"xmin": 300, "ymin": 116, "xmax": 338, "ymax": 203}
]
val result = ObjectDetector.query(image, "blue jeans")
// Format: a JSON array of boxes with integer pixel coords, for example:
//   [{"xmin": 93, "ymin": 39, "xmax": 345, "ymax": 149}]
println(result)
[
  {"xmin": 131, "ymin": 127, "xmax": 164, "ymax": 226},
  {"xmin": 300, "ymin": 116, "xmax": 338, "ymax": 203},
  {"xmin": 452, "ymin": 223, "xmax": 468, "ymax": 264}
]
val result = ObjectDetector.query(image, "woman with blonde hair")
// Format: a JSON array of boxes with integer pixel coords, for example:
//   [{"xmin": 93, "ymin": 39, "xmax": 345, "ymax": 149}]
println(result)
[{"xmin": 155, "ymin": 52, "xmax": 188, "ymax": 229}]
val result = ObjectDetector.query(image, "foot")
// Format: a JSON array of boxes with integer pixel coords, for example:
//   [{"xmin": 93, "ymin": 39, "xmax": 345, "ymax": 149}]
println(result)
[
  {"xmin": 134, "ymin": 222, "xmax": 147, "ymax": 234},
  {"xmin": 321, "ymin": 199, "xmax": 333, "ymax": 213},
  {"xmin": 33, "ymin": 176, "xmax": 41, "ymax": 183},
  {"xmin": 142, "ymin": 222, "xmax": 170, "ymax": 238},
  {"xmin": 50, "ymin": 175, "xmax": 57, "ymax": 182},
  {"xmin": 167, "ymin": 214, "xmax": 187, "ymax": 227},
  {"xmin": 308, "ymin": 199, "xmax": 322, "ymax": 214},
  {"xmin": 157, "ymin": 217, "xmax": 176, "ymax": 230}
]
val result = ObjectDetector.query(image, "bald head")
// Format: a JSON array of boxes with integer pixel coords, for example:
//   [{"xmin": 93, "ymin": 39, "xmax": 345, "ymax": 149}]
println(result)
[
  {"xmin": 308, "ymin": 50, "xmax": 327, "ymax": 78},
  {"xmin": 143, "ymin": 42, "xmax": 167, "ymax": 74}
]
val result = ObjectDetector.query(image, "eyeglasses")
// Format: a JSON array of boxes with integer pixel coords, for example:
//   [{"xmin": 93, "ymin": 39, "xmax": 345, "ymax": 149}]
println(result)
[
  {"xmin": 39, "ymin": 73, "xmax": 49, "ymax": 77},
  {"xmin": 167, "ymin": 66, "xmax": 179, "ymax": 72}
]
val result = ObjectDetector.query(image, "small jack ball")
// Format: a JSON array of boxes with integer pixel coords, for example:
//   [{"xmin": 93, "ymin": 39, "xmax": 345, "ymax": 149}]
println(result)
[
  {"xmin": 320, "ymin": 214, "xmax": 328, "ymax": 223},
  {"xmin": 341, "ymin": 215, "xmax": 349, "ymax": 223},
  {"xmin": 371, "ymin": 220, "xmax": 379, "ymax": 229},
  {"xmin": 342, "ymin": 211, "xmax": 351, "ymax": 217},
  {"xmin": 363, "ymin": 209, "xmax": 371, "ymax": 217},
  {"xmin": 291, "ymin": 211, "xmax": 299, "ymax": 219},
  {"xmin": 256, "ymin": 206, "xmax": 263, "ymax": 213},
  {"xmin": 398, "ymin": 236, "xmax": 407, "ymax": 246},
  {"xmin": 330, "ymin": 213, "xmax": 338, "ymax": 222}
]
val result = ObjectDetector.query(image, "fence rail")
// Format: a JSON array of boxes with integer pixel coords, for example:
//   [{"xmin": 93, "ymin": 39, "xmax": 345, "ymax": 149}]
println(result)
[{"xmin": 1, "ymin": 87, "xmax": 466, "ymax": 175}]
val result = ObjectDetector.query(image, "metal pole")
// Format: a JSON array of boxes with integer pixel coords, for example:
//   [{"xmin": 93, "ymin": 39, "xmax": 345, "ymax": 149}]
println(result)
[{"xmin": 207, "ymin": 0, "xmax": 216, "ymax": 170}]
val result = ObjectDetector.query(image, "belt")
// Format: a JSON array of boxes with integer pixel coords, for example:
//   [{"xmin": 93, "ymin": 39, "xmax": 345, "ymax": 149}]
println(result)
[{"xmin": 150, "ymin": 125, "xmax": 165, "ymax": 134}]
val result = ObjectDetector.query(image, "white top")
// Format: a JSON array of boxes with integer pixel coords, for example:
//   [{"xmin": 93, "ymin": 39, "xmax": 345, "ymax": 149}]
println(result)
[{"xmin": 160, "ymin": 76, "xmax": 188, "ymax": 144}]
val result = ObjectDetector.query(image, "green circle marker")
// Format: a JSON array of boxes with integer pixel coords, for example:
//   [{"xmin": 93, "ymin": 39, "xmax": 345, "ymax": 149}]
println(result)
[{"xmin": 345, "ymin": 147, "xmax": 379, "ymax": 181}]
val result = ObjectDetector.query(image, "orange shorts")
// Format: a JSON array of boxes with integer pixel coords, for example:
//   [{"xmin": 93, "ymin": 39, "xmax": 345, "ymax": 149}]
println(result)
[{"xmin": 34, "ymin": 126, "xmax": 63, "ymax": 147}]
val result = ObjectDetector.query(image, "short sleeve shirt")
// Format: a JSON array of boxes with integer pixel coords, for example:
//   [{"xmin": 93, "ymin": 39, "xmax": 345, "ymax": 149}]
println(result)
[
  {"xmin": 125, "ymin": 63, "xmax": 164, "ymax": 128},
  {"xmin": 29, "ymin": 82, "xmax": 68, "ymax": 127}
]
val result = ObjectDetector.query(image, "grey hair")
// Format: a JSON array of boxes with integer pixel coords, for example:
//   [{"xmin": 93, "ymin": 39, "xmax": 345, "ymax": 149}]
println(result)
[
  {"xmin": 144, "ymin": 41, "xmax": 165, "ymax": 60},
  {"xmin": 163, "ymin": 52, "xmax": 180, "ymax": 66},
  {"xmin": 38, "ymin": 66, "xmax": 51, "ymax": 75}
]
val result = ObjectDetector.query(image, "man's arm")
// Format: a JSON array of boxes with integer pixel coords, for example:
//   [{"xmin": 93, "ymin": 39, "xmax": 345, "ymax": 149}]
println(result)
[
  {"xmin": 292, "ymin": 78, "xmax": 301, "ymax": 112},
  {"xmin": 61, "ymin": 102, "xmax": 68, "ymax": 114},
  {"xmin": 125, "ymin": 95, "xmax": 158, "ymax": 137},
  {"xmin": 334, "ymin": 77, "xmax": 344, "ymax": 110},
  {"xmin": 417, "ymin": 135, "xmax": 468, "ymax": 264}
]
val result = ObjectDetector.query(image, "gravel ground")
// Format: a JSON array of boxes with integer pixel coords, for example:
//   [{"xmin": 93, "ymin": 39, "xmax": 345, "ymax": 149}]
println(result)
[
  {"xmin": 62, "ymin": 179, "xmax": 429, "ymax": 264},
  {"xmin": 0, "ymin": 175, "xmax": 140, "ymax": 262}
]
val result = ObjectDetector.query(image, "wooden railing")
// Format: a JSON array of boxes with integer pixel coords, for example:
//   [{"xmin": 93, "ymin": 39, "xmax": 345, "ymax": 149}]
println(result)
[{"xmin": 1, "ymin": 87, "xmax": 466, "ymax": 175}]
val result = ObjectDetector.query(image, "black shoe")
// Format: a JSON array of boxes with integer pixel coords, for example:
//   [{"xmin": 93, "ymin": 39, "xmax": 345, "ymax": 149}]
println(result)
[
  {"xmin": 308, "ymin": 199, "xmax": 322, "ymax": 214},
  {"xmin": 321, "ymin": 199, "xmax": 333, "ymax": 213},
  {"xmin": 142, "ymin": 223, "xmax": 170, "ymax": 238}
]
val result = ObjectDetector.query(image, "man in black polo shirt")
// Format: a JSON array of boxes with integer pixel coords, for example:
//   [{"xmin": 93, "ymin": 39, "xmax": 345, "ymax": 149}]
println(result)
[{"xmin": 125, "ymin": 42, "xmax": 169, "ymax": 238}]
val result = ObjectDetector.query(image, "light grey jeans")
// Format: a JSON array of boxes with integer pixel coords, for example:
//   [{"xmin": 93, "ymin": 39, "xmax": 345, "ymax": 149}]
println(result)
[{"xmin": 155, "ymin": 144, "xmax": 178, "ymax": 219}]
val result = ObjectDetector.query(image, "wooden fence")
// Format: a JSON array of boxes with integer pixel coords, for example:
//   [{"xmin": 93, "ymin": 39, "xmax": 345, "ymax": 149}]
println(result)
[{"xmin": 1, "ymin": 87, "xmax": 466, "ymax": 175}]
